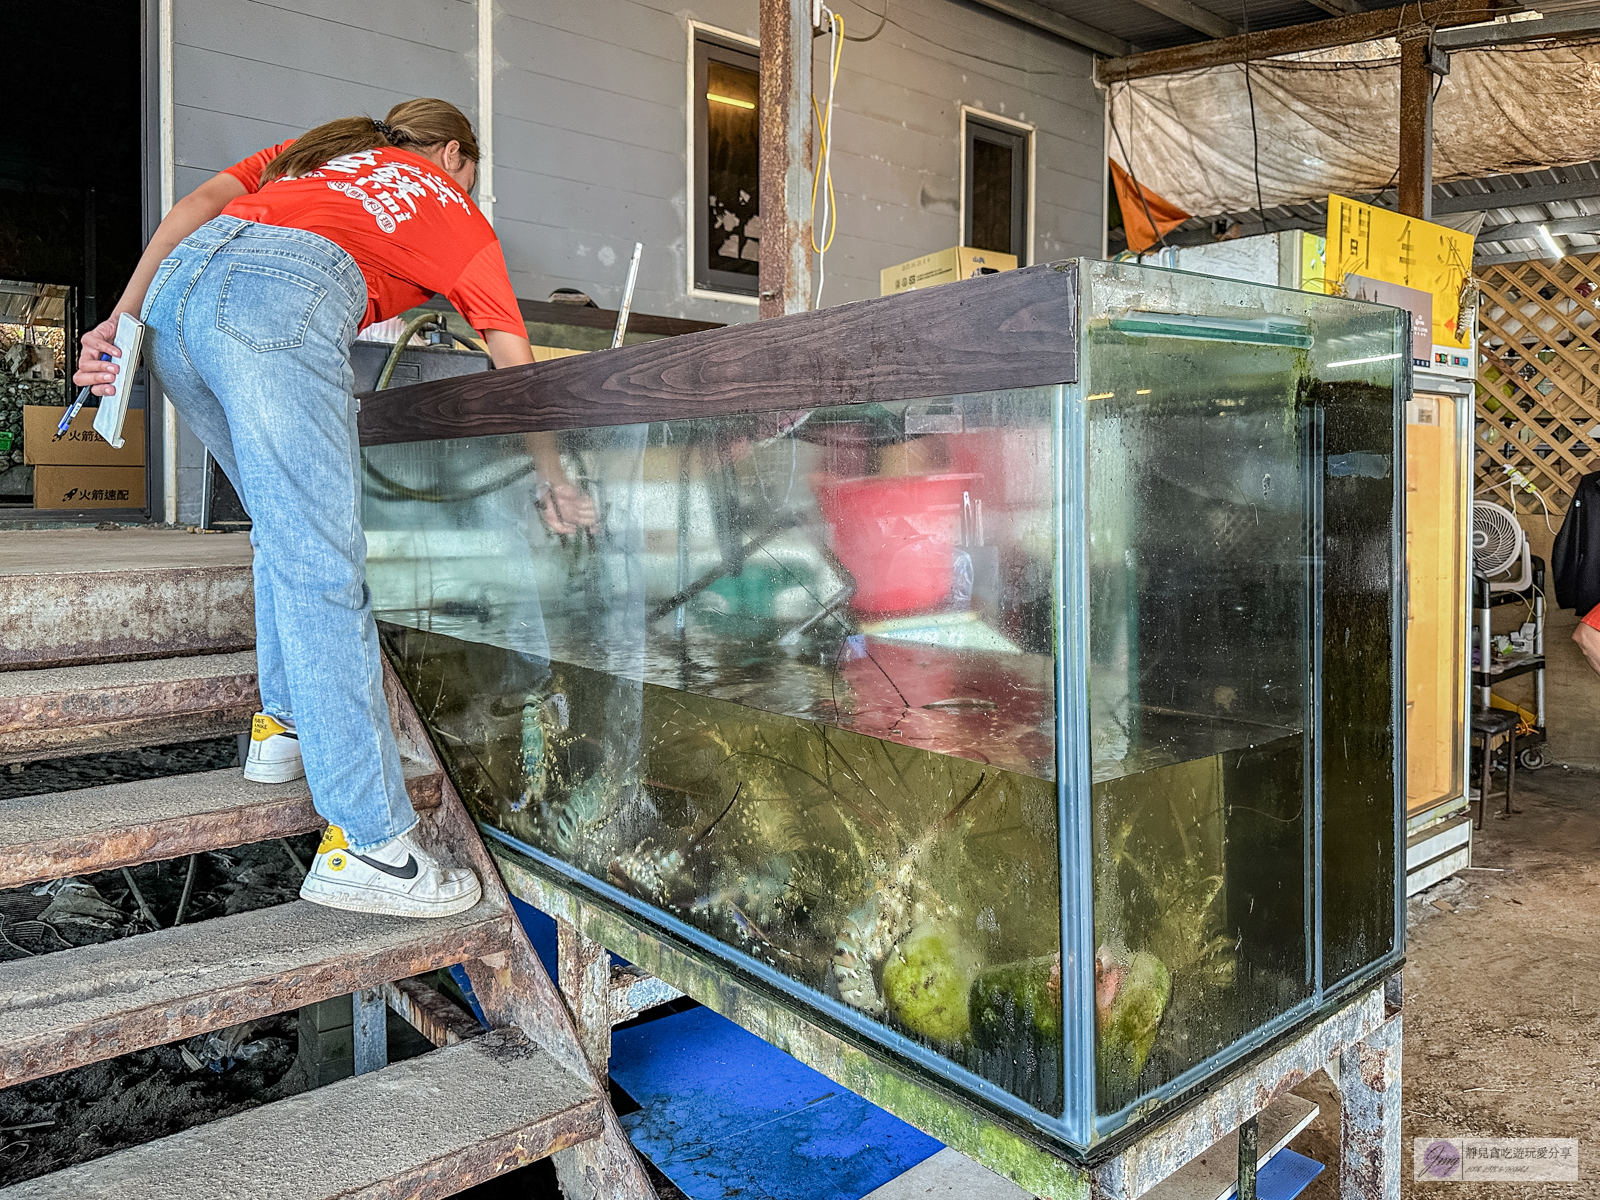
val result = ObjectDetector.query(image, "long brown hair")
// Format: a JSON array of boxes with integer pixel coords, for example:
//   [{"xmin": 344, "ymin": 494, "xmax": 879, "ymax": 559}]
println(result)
[{"xmin": 259, "ymin": 98, "xmax": 479, "ymax": 185}]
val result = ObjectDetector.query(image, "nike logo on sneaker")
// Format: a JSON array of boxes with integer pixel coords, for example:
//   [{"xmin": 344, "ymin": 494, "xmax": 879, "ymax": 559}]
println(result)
[{"xmin": 352, "ymin": 852, "xmax": 420, "ymax": 880}]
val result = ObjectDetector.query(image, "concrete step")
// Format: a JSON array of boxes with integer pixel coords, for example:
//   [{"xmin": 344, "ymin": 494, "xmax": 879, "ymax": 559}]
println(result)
[
  {"xmin": 0, "ymin": 1028, "xmax": 600, "ymax": 1200},
  {"xmin": 0, "ymin": 651, "xmax": 259, "ymax": 764},
  {"xmin": 0, "ymin": 529, "xmax": 254, "ymax": 671},
  {"xmin": 0, "ymin": 762, "xmax": 443, "ymax": 892},
  {"xmin": 0, "ymin": 897, "xmax": 510, "ymax": 1089}
]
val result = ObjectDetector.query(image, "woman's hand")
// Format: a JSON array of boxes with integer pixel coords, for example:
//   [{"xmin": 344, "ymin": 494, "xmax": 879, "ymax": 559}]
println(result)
[
  {"xmin": 73, "ymin": 317, "xmax": 126, "ymax": 396},
  {"xmin": 539, "ymin": 479, "xmax": 598, "ymax": 534}
]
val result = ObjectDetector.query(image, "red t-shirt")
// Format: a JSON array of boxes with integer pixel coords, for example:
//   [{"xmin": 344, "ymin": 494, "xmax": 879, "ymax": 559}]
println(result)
[
  {"xmin": 220, "ymin": 142, "xmax": 524, "ymax": 336},
  {"xmin": 1584, "ymin": 605, "xmax": 1600, "ymax": 632}
]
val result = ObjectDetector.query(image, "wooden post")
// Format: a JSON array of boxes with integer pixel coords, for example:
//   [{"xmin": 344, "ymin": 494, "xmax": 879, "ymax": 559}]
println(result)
[
  {"xmin": 758, "ymin": 0, "xmax": 813, "ymax": 319},
  {"xmin": 1398, "ymin": 37, "xmax": 1444, "ymax": 220}
]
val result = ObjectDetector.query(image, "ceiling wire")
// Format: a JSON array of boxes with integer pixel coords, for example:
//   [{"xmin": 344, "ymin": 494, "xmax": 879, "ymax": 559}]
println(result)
[
  {"xmin": 1242, "ymin": 2, "xmax": 1267, "ymax": 237},
  {"xmin": 870, "ymin": 7, "xmax": 1061, "ymax": 73},
  {"xmin": 844, "ymin": 0, "xmax": 887, "ymax": 42}
]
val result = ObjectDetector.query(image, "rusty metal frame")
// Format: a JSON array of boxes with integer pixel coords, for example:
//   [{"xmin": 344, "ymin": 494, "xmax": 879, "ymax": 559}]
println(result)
[{"xmin": 493, "ymin": 843, "xmax": 1402, "ymax": 1200}]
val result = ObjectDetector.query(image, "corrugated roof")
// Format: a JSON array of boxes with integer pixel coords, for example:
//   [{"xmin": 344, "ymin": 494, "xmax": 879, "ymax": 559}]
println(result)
[
  {"xmin": 1035, "ymin": 0, "xmax": 1424, "ymax": 53},
  {"xmin": 0, "ymin": 282, "xmax": 70, "ymax": 328},
  {"xmin": 1438, "ymin": 162, "xmax": 1600, "ymax": 263},
  {"xmin": 1130, "ymin": 161, "xmax": 1600, "ymax": 267}
]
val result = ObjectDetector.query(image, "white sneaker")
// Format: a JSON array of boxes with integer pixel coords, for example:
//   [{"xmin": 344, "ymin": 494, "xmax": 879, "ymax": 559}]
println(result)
[
  {"xmin": 299, "ymin": 825, "xmax": 483, "ymax": 918},
  {"xmin": 244, "ymin": 713, "xmax": 304, "ymax": 784}
]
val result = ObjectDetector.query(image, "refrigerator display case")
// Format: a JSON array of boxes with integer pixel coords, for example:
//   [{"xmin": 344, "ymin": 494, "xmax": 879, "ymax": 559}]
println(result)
[
  {"xmin": 358, "ymin": 260, "xmax": 1406, "ymax": 1155},
  {"xmin": 1402, "ymin": 373, "xmax": 1475, "ymax": 890}
]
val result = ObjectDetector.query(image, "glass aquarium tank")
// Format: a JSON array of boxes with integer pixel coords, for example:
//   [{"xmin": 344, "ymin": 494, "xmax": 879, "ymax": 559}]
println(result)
[{"xmin": 359, "ymin": 260, "xmax": 1406, "ymax": 1155}]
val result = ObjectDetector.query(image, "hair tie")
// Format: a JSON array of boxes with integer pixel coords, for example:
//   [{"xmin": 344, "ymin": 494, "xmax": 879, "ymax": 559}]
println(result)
[{"xmin": 372, "ymin": 118, "xmax": 395, "ymax": 139}]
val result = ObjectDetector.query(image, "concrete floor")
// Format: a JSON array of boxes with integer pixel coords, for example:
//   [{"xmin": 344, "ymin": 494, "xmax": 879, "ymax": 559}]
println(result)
[{"xmin": 1287, "ymin": 764, "xmax": 1599, "ymax": 1199}]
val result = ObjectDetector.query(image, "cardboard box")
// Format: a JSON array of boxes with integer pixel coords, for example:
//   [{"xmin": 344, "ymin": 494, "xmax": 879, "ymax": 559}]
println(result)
[
  {"xmin": 32, "ymin": 465, "xmax": 146, "ymax": 510},
  {"xmin": 23, "ymin": 405, "xmax": 146, "ymax": 467},
  {"xmin": 880, "ymin": 246, "xmax": 1018, "ymax": 297}
]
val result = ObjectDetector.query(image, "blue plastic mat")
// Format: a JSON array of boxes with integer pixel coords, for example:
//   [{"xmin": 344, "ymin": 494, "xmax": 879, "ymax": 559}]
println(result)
[
  {"xmin": 513, "ymin": 897, "xmax": 561, "ymax": 977},
  {"xmin": 1227, "ymin": 1147, "xmax": 1325, "ymax": 1200},
  {"xmin": 610, "ymin": 1005, "xmax": 942, "ymax": 1200}
]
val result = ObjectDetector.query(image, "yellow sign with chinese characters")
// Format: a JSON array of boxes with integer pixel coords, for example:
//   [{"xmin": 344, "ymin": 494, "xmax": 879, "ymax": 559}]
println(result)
[{"xmin": 1323, "ymin": 194, "xmax": 1476, "ymax": 373}]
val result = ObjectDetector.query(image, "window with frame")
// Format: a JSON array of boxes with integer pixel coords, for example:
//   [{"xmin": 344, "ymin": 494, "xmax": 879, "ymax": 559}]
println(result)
[
  {"xmin": 964, "ymin": 116, "xmax": 1029, "ymax": 263},
  {"xmin": 695, "ymin": 35, "xmax": 761, "ymax": 296}
]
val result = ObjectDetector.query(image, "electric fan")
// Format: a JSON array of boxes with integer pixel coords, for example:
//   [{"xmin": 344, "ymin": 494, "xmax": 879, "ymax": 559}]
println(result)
[{"xmin": 1472, "ymin": 499, "xmax": 1531, "ymax": 594}]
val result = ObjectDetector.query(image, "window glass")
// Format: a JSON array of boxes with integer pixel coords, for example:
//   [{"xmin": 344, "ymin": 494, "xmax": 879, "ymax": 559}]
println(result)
[
  {"xmin": 696, "ymin": 40, "xmax": 761, "ymax": 295},
  {"xmin": 965, "ymin": 119, "xmax": 1028, "ymax": 262},
  {"xmin": 970, "ymin": 138, "xmax": 1014, "ymax": 255}
]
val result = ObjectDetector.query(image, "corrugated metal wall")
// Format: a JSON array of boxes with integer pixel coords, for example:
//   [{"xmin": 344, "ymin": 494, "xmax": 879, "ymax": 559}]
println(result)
[{"xmin": 160, "ymin": 0, "xmax": 1103, "ymax": 515}]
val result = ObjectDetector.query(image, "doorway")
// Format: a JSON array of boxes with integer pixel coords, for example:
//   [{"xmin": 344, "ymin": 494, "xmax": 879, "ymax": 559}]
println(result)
[{"xmin": 1, "ymin": 0, "xmax": 146, "ymax": 518}]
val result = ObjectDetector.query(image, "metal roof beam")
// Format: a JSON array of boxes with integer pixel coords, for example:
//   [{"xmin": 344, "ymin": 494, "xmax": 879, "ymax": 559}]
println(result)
[
  {"xmin": 1435, "ymin": 10, "xmax": 1600, "ymax": 50},
  {"xmin": 1476, "ymin": 245, "xmax": 1600, "ymax": 266},
  {"xmin": 1096, "ymin": 0, "xmax": 1511, "ymax": 83},
  {"xmin": 1303, "ymin": 0, "xmax": 1363, "ymax": 16},
  {"xmin": 967, "ymin": 0, "xmax": 1133, "ymax": 58},
  {"xmin": 1435, "ymin": 174, "xmax": 1600, "ymax": 214},
  {"xmin": 1125, "ymin": 0, "xmax": 1239, "ymax": 41},
  {"xmin": 1479, "ymin": 212, "xmax": 1600, "ymax": 244}
]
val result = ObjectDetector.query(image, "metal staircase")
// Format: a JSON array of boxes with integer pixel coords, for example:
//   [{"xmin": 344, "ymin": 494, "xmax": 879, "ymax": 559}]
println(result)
[{"xmin": 0, "ymin": 530, "xmax": 655, "ymax": 1199}]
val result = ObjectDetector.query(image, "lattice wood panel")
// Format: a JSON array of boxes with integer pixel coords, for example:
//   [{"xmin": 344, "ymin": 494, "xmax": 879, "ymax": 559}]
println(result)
[{"xmin": 1477, "ymin": 253, "xmax": 1600, "ymax": 517}]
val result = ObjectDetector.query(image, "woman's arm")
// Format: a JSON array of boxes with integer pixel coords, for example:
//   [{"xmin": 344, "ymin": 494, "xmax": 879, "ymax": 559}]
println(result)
[
  {"xmin": 73, "ymin": 173, "xmax": 248, "ymax": 395},
  {"xmin": 482, "ymin": 327, "xmax": 597, "ymax": 534}
]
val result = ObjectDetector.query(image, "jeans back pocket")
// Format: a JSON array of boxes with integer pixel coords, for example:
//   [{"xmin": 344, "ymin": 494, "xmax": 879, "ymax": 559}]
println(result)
[{"xmin": 216, "ymin": 263, "xmax": 327, "ymax": 352}]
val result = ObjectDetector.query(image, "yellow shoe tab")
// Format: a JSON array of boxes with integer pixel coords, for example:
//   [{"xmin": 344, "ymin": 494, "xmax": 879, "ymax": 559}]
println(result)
[
  {"xmin": 318, "ymin": 825, "xmax": 350, "ymax": 854},
  {"xmin": 252, "ymin": 713, "xmax": 288, "ymax": 742}
]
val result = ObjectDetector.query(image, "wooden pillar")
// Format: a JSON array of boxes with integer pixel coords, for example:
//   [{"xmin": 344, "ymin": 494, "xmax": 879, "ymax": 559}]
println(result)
[
  {"xmin": 1398, "ymin": 38, "xmax": 1446, "ymax": 220},
  {"xmin": 757, "ymin": 0, "xmax": 813, "ymax": 319}
]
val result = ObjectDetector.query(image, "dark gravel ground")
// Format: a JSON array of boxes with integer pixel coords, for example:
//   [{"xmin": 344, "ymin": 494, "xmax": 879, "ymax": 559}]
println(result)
[
  {"xmin": 0, "ymin": 841, "xmax": 321, "ymax": 1185},
  {"xmin": 0, "ymin": 737, "xmax": 327, "ymax": 1185},
  {"xmin": 0, "ymin": 736, "xmax": 243, "ymax": 803}
]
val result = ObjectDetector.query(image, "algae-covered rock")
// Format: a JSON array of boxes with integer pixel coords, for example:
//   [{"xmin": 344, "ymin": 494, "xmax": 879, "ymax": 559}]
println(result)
[
  {"xmin": 1096, "ymin": 948, "xmax": 1170, "ymax": 1100},
  {"xmin": 882, "ymin": 922, "xmax": 974, "ymax": 1044},
  {"xmin": 968, "ymin": 954, "xmax": 1062, "ymax": 1052}
]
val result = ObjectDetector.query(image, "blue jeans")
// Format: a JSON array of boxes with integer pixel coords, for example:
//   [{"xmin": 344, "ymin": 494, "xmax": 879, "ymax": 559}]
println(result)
[{"xmin": 142, "ymin": 215, "xmax": 415, "ymax": 851}]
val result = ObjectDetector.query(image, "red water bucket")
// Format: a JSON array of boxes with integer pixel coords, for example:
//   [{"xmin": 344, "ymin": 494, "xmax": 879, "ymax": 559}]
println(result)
[{"xmin": 812, "ymin": 472, "xmax": 980, "ymax": 615}]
